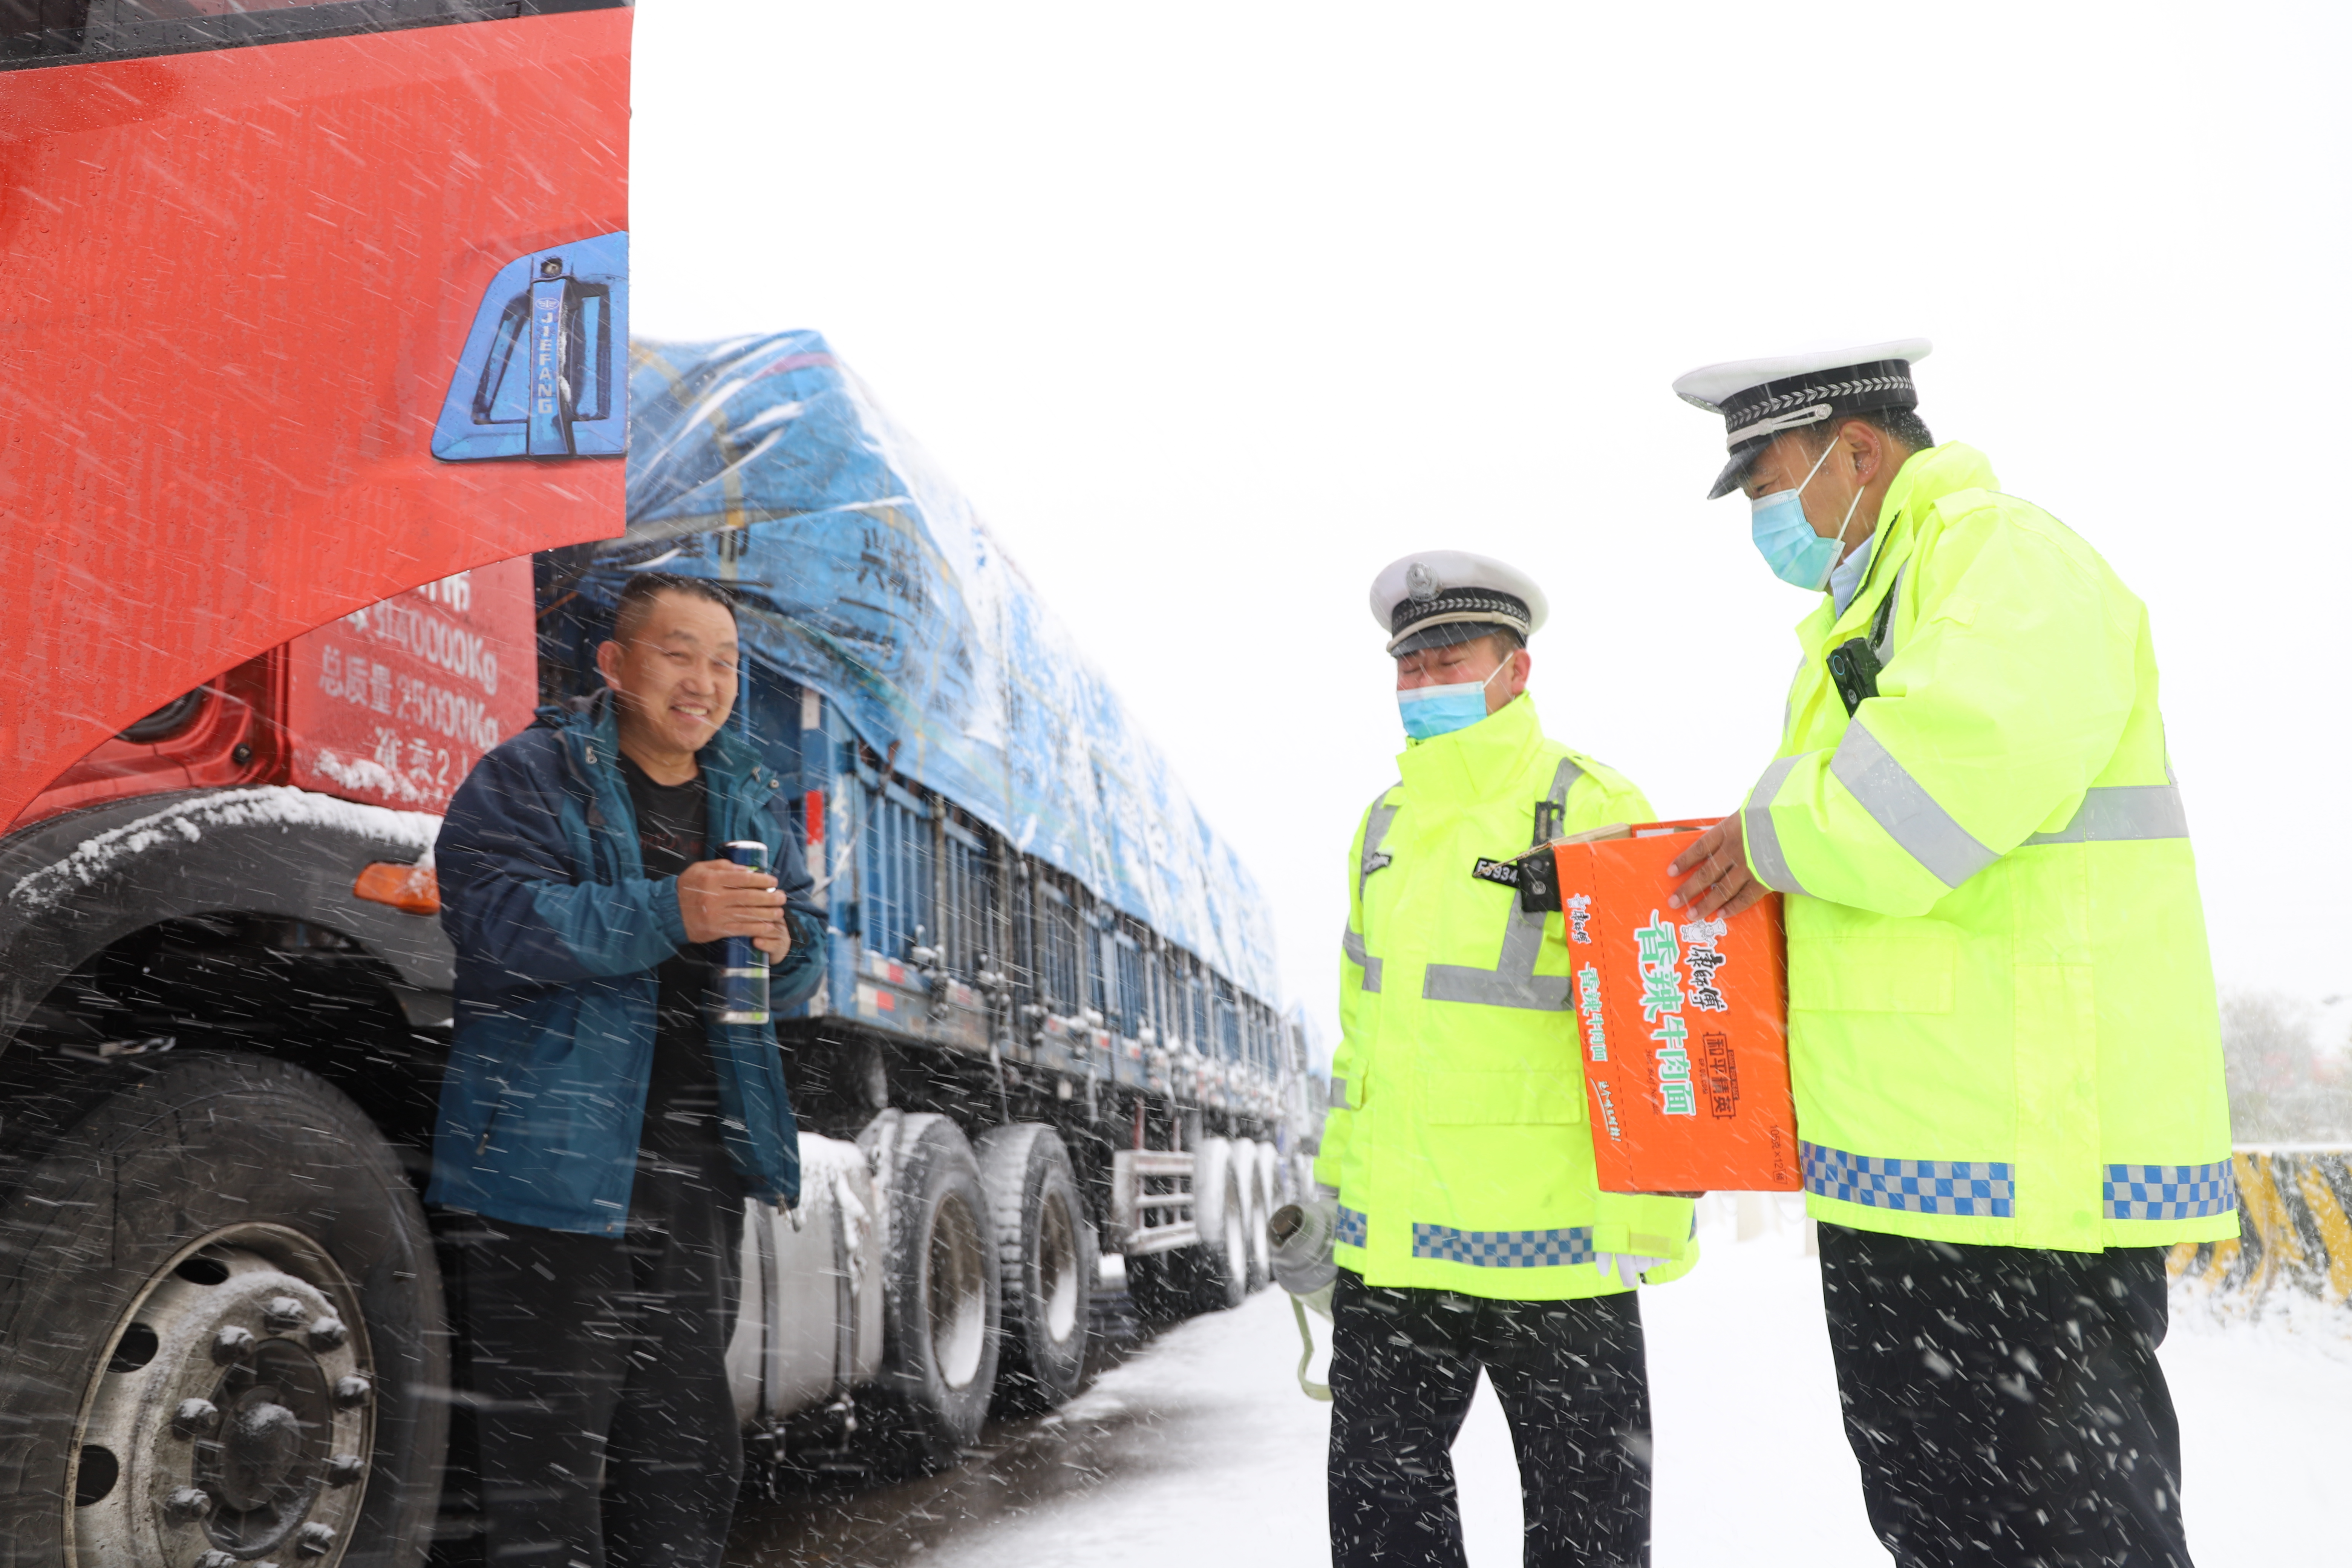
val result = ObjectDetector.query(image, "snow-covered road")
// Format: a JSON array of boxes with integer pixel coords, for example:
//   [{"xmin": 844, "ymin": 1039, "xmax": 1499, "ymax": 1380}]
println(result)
[{"xmin": 728, "ymin": 1204, "xmax": 2352, "ymax": 1566}]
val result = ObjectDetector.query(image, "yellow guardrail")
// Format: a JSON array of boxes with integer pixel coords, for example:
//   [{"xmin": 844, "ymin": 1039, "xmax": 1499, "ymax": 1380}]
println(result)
[{"xmin": 2168, "ymin": 1148, "xmax": 2352, "ymax": 1311}]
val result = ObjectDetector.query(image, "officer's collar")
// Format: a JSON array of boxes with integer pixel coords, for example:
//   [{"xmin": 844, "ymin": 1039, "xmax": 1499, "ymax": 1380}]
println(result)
[
  {"xmin": 1882, "ymin": 439, "xmax": 1997, "ymax": 519},
  {"xmin": 1395, "ymin": 691, "xmax": 1545, "ymax": 798},
  {"xmin": 1799, "ymin": 441, "xmax": 2000, "ymax": 648}
]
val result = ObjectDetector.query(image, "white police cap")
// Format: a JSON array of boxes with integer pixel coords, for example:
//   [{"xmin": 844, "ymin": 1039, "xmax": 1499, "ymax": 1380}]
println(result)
[
  {"xmin": 1370, "ymin": 550, "xmax": 1548, "ymax": 657},
  {"xmin": 1673, "ymin": 337, "xmax": 1931, "ymax": 499}
]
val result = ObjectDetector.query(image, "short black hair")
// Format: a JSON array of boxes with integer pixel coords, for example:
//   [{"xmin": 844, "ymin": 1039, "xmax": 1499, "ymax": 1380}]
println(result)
[
  {"xmin": 1797, "ymin": 407, "xmax": 1936, "ymax": 456},
  {"xmin": 610, "ymin": 571, "xmax": 737, "ymax": 644}
]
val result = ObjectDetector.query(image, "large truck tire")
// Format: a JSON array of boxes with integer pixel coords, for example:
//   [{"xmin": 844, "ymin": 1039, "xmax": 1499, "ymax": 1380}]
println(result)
[
  {"xmin": 1121, "ymin": 1248, "xmax": 1192, "ymax": 1323},
  {"xmin": 858, "ymin": 1112, "xmax": 1001, "ymax": 1475},
  {"xmin": 1186, "ymin": 1136, "xmax": 1250, "ymax": 1314},
  {"xmin": 973, "ymin": 1124, "xmax": 1092, "ymax": 1415},
  {"xmin": 1260, "ymin": 1141, "xmax": 1288, "ymax": 1280},
  {"xmin": 0, "ymin": 1051, "xmax": 446, "ymax": 1568},
  {"xmin": 1238, "ymin": 1138, "xmax": 1274, "ymax": 1293}
]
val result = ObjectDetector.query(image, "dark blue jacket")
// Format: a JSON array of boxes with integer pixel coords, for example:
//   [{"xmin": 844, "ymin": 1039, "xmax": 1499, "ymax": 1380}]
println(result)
[{"xmin": 426, "ymin": 699, "xmax": 824, "ymax": 1235}]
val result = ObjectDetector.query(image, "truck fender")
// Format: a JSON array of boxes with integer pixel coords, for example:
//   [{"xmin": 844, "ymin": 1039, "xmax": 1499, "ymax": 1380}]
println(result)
[{"xmin": 0, "ymin": 786, "xmax": 451, "ymax": 1046}]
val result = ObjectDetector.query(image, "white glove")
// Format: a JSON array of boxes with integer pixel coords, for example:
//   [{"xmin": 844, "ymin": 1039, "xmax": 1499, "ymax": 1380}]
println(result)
[
  {"xmin": 1594, "ymin": 1253, "xmax": 1661, "ymax": 1288},
  {"xmin": 1269, "ymin": 1190, "xmax": 1340, "ymax": 1297}
]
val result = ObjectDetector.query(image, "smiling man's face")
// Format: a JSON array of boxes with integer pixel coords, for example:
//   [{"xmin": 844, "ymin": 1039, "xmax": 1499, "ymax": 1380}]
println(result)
[{"xmin": 597, "ymin": 588, "xmax": 740, "ymax": 769}]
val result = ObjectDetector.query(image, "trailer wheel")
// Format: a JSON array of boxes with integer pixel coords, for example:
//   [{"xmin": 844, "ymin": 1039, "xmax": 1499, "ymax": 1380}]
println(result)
[
  {"xmin": 1237, "ymin": 1138, "xmax": 1273, "ymax": 1293},
  {"xmin": 859, "ymin": 1113, "xmax": 1000, "ymax": 1475},
  {"xmin": 974, "ymin": 1124, "xmax": 1092, "ymax": 1414},
  {"xmin": 1121, "ymin": 1248, "xmax": 1192, "ymax": 1323},
  {"xmin": 1187, "ymin": 1137, "xmax": 1250, "ymax": 1314},
  {"xmin": 0, "ymin": 1051, "xmax": 446, "ymax": 1568}
]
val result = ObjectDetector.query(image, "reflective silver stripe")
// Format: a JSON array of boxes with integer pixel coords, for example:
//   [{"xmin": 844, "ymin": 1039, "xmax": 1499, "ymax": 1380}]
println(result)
[
  {"xmin": 1743, "ymin": 754, "xmax": 1808, "ymax": 897},
  {"xmin": 1328, "ymin": 1075, "xmax": 1349, "ymax": 1110},
  {"xmin": 1349, "ymin": 786, "xmax": 1403, "ymax": 993},
  {"xmin": 1359, "ymin": 786, "xmax": 1403, "ymax": 898},
  {"xmin": 1422, "ymin": 758, "xmax": 1582, "ymax": 1011},
  {"xmin": 1546, "ymin": 758, "xmax": 1585, "ymax": 824},
  {"xmin": 2023, "ymin": 783, "xmax": 2190, "ymax": 845},
  {"xmin": 1423, "ymin": 900, "xmax": 1566, "ymax": 1009},
  {"xmin": 1830, "ymin": 718, "xmax": 1998, "ymax": 889},
  {"xmin": 1544, "ymin": 756, "xmax": 1581, "ymax": 810},
  {"xmin": 1342, "ymin": 924, "xmax": 1381, "ymax": 993}
]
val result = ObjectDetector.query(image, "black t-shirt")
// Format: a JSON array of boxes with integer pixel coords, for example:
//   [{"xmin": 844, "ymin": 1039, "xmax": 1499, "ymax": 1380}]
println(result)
[{"xmin": 618, "ymin": 755, "xmax": 734, "ymax": 1173}]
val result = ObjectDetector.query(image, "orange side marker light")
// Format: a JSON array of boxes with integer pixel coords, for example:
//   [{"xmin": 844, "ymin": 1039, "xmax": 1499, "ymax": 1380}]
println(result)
[{"xmin": 354, "ymin": 861, "xmax": 441, "ymax": 916}]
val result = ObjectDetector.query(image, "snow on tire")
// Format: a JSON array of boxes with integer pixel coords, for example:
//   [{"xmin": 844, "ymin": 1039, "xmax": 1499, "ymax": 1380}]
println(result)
[
  {"xmin": 1187, "ymin": 1136, "xmax": 1249, "ymax": 1314},
  {"xmin": 1234, "ymin": 1139, "xmax": 1274, "ymax": 1293},
  {"xmin": 858, "ymin": 1112, "xmax": 1001, "ymax": 1475},
  {"xmin": 1255, "ymin": 1141, "xmax": 1284, "ymax": 1278},
  {"xmin": 974, "ymin": 1124, "xmax": 1092, "ymax": 1415}
]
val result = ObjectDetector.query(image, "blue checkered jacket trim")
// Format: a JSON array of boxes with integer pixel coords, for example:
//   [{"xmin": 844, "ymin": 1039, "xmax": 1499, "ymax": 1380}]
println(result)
[
  {"xmin": 1409, "ymin": 1221, "xmax": 1597, "ymax": 1268},
  {"xmin": 1802, "ymin": 1141, "xmax": 2015, "ymax": 1217},
  {"xmin": 1335, "ymin": 1205, "xmax": 1369, "ymax": 1249},
  {"xmin": 2104, "ymin": 1162, "xmax": 2237, "ymax": 1221}
]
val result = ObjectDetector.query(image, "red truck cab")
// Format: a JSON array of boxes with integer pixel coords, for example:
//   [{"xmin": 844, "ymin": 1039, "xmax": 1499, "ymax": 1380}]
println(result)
[{"xmin": 0, "ymin": 8, "xmax": 627, "ymax": 1563}]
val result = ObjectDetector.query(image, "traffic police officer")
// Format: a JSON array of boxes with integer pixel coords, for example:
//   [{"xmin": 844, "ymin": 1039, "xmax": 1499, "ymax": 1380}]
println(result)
[
  {"xmin": 1319, "ymin": 551, "xmax": 1697, "ymax": 1568},
  {"xmin": 1663, "ymin": 341, "xmax": 2233, "ymax": 1568}
]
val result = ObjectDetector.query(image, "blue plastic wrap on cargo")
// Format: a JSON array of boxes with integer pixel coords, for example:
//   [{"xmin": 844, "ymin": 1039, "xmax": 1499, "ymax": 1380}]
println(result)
[{"xmin": 581, "ymin": 331, "xmax": 1279, "ymax": 1002}]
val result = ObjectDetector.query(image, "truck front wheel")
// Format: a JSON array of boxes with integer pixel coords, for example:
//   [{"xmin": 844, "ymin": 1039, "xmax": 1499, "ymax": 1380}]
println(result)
[{"xmin": 0, "ymin": 1051, "xmax": 446, "ymax": 1568}]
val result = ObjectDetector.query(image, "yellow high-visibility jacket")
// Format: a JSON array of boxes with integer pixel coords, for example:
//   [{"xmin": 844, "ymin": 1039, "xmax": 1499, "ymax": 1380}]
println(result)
[
  {"xmin": 1318, "ymin": 693, "xmax": 1698, "ymax": 1299},
  {"xmin": 1743, "ymin": 441, "xmax": 2235, "ymax": 1252}
]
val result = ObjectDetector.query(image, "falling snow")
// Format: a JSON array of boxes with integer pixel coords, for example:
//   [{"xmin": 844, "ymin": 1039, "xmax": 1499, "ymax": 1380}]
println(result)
[{"xmin": 728, "ymin": 1204, "xmax": 2352, "ymax": 1568}]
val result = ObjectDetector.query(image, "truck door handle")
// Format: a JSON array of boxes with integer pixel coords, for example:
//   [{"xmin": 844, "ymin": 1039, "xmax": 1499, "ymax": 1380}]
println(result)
[{"xmin": 432, "ymin": 231, "xmax": 628, "ymax": 462}]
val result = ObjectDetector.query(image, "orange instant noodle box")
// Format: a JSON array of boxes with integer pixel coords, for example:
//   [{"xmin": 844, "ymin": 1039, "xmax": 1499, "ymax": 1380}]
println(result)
[{"xmin": 1531, "ymin": 819, "xmax": 1799, "ymax": 1193}]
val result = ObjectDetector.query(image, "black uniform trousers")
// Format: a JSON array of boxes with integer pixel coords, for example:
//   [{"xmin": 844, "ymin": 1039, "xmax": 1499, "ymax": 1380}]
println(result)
[
  {"xmin": 447, "ymin": 1142, "xmax": 747, "ymax": 1568},
  {"xmin": 1327, "ymin": 1268, "xmax": 1652, "ymax": 1568},
  {"xmin": 1819, "ymin": 1223, "xmax": 2193, "ymax": 1568}
]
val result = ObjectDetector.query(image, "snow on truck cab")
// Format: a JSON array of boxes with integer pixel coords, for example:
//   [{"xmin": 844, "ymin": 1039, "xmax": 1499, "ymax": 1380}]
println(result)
[{"xmin": 0, "ymin": 12, "xmax": 1306, "ymax": 1566}]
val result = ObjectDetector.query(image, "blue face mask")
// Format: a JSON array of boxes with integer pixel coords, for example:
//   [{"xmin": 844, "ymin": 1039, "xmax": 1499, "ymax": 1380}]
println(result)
[
  {"xmin": 1750, "ymin": 437, "xmax": 1867, "ymax": 591},
  {"xmin": 1396, "ymin": 657, "xmax": 1511, "ymax": 741}
]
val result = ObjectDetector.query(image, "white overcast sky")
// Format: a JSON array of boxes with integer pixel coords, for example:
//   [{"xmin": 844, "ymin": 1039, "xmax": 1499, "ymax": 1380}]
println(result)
[{"xmin": 631, "ymin": 2, "xmax": 2352, "ymax": 1055}]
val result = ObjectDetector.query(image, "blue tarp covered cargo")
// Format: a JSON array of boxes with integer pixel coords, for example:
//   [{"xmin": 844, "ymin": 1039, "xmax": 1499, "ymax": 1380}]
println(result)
[{"xmin": 572, "ymin": 332, "xmax": 1278, "ymax": 1002}]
